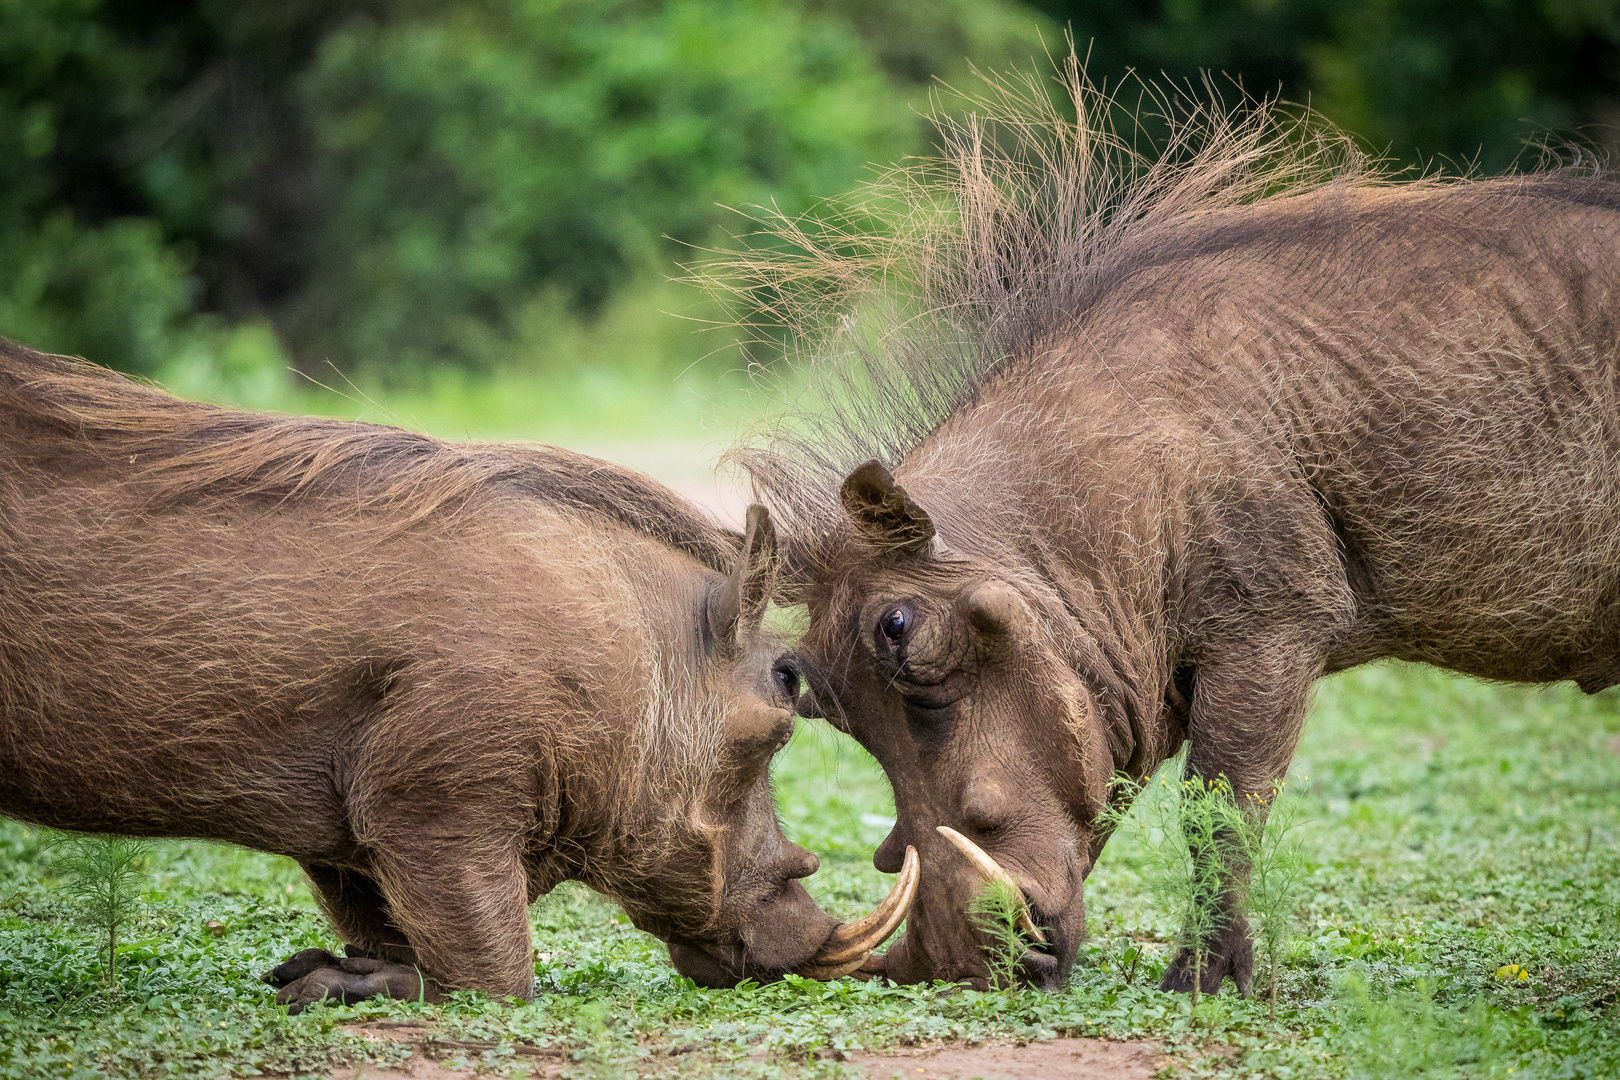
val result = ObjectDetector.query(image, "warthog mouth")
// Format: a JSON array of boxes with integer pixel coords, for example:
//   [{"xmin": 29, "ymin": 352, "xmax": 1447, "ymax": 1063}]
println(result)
[
  {"xmin": 780, "ymin": 833, "xmax": 1078, "ymax": 989},
  {"xmin": 793, "ymin": 844, "xmax": 919, "ymax": 979},
  {"xmin": 935, "ymin": 826, "xmax": 1047, "ymax": 944},
  {"xmin": 844, "ymin": 829, "xmax": 1068, "ymax": 989}
]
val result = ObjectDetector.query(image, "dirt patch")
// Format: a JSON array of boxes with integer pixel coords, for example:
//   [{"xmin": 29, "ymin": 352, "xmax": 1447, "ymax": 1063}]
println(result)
[
  {"xmin": 329, "ymin": 1027, "xmax": 1164, "ymax": 1079},
  {"xmin": 334, "ymin": 1059, "xmax": 508, "ymax": 1080},
  {"xmin": 849, "ymin": 1037, "xmax": 1163, "ymax": 1080}
]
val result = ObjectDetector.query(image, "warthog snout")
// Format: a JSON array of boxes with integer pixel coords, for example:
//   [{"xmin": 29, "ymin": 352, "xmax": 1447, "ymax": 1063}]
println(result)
[
  {"xmin": 793, "ymin": 844, "xmax": 918, "ymax": 979},
  {"xmin": 667, "ymin": 845, "xmax": 918, "ymax": 986},
  {"xmin": 863, "ymin": 818, "xmax": 1081, "ymax": 990}
]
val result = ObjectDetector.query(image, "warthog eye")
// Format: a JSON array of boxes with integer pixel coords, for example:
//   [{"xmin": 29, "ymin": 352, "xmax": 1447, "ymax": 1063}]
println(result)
[
  {"xmin": 772, "ymin": 662, "xmax": 801, "ymax": 701},
  {"xmin": 879, "ymin": 606, "xmax": 911, "ymax": 649}
]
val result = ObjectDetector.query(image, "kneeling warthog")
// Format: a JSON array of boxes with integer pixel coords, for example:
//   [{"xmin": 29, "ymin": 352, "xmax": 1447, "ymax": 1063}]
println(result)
[
  {"xmin": 728, "ymin": 63, "xmax": 1620, "ymax": 989},
  {"xmin": 0, "ymin": 341, "xmax": 915, "ymax": 1009}
]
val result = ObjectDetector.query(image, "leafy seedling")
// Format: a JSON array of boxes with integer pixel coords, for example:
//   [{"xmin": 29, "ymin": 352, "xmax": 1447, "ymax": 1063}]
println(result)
[
  {"xmin": 55, "ymin": 833, "xmax": 153, "ymax": 995},
  {"xmin": 967, "ymin": 876, "xmax": 1037, "ymax": 990},
  {"xmin": 1240, "ymin": 778, "xmax": 1312, "ymax": 1020}
]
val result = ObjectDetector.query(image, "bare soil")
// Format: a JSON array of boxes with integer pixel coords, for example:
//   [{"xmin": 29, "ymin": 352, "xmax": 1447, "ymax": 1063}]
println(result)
[
  {"xmin": 849, "ymin": 1037, "xmax": 1163, "ymax": 1080},
  {"xmin": 332, "ymin": 1025, "xmax": 1164, "ymax": 1079}
]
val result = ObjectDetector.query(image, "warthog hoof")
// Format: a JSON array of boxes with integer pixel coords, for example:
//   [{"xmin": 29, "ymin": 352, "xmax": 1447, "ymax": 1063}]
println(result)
[
  {"xmin": 1159, "ymin": 926, "xmax": 1255, "ymax": 997},
  {"xmin": 260, "ymin": 947, "xmax": 341, "ymax": 988},
  {"xmin": 261, "ymin": 947, "xmax": 446, "ymax": 1013}
]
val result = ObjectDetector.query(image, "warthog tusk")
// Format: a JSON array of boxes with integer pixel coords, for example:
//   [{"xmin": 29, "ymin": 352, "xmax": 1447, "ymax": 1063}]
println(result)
[
  {"xmin": 935, "ymin": 825, "xmax": 1048, "ymax": 944},
  {"xmin": 796, "ymin": 845, "xmax": 919, "ymax": 980}
]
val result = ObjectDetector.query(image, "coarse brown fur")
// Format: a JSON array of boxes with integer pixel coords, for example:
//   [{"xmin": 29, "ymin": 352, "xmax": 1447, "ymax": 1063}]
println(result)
[
  {"xmin": 0, "ymin": 340, "xmax": 840, "ymax": 1005},
  {"xmin": 721, "ymin": 57, "xmax": 1620, "ymax": 989}
]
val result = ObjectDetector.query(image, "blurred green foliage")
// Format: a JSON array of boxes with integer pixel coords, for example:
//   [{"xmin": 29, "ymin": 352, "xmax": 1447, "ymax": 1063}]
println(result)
[
  {"xmin": 0, "ymin": 0, "xmax": 1039, "ymax": 379},
  {"xmin": 1035, "ymin": 0, "xmax": 1620, "ymax": 172},
  {"xmin": 2, "ymin": 0, "xmax": 1618, "ymax": 383}
]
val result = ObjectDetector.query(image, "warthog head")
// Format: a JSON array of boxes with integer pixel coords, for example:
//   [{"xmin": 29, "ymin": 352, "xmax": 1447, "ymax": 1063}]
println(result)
[
  {"xmin": 788, "ymin": 463, "xmax": 1114, "ymax": 988},
  {"xmin": 611, "ymin": 505, "xmax": 917, "ymax": 988}
]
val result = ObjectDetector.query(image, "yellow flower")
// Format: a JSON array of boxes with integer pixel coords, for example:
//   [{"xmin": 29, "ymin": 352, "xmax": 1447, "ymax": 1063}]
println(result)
[{"xmin": 1494, "ymin": 964, "xmax": 1530, "ymax": 983}]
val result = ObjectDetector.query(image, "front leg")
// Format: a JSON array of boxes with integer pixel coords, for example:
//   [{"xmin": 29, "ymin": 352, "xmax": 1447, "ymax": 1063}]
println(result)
[
  {"xmin": 365, "ymin": 834, "xmax": 537, "ymax": 1000},
  {"xmin": 265, "ymin": 839, "xmax": 535, "ymax": 1011},
  {"xmin": 262, "ymin": 942, "xmax": 444, "ymax": 1013},
  {"xmin": 260, "ymin": 864, "xmax": 429, "ymax": 1008},
  {"xmin": 300, "ymin": 863, "xmax": 420, "ymax": 968},
  {"xmin": 1159, "ymin": 640, "xmax": 1322, "ymax": 998}
]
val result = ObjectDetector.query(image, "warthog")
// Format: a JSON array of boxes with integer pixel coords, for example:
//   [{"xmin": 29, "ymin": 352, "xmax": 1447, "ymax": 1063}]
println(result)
[
  {"xmin": 726, "ymin": 64, "xmax": 1620, "ymax": 989},
  {"xmin": 0, "ymin": 341, "xmax": 915, "ymax": 1009}
]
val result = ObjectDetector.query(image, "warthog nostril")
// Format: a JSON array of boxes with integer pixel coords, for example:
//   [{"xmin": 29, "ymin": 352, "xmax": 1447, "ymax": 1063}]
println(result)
[{"xmin": 960, "ymin": 805, "xmax": 1001, "ymax": 835}]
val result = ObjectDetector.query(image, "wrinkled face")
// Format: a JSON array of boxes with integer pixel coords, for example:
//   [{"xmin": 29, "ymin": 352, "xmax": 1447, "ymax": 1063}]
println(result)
[
  {"xmin": 794, "ymin": 462, "xmax": 1111, "ymax": 988},
  {"xmin": 615, "ymin": 505, "xmax": 916, "ymax": 988},
  {"xmin": 658, "ymin": 651, "xmax": 841, "ymax": 987}
]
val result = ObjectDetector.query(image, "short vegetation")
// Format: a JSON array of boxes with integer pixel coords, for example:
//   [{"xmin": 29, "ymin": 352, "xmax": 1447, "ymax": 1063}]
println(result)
[
  {"xmin": 0, "ymin": 660, "xmax": 1615, "ymax": 1078},
  {"xmin": 966, "ymin": 876, "xmax": 1041, "ymax": 991},
  {"xmin": 53, "ymin": 836, "xmax": 153, "ymax": 998},
  {"xmin": 1098, "ymin": 766, "xmax": 1312, "ymax": 1017}
]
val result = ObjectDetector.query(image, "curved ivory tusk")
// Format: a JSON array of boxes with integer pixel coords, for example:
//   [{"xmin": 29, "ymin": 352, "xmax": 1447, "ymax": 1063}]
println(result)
[
  {"xmin": 935, "ymin": 825, "xmax": 1048, "ymax": 944},
  {"xmin": 796, "ymin": 845, "xmax": 919, "ymax": 980}
]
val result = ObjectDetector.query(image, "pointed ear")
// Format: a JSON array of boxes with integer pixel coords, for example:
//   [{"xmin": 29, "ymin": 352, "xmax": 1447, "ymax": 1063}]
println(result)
[
  {"xmin": 709, "ymin": 504, "xmax": 779, "ymax": 648},
  {"xmin": 840, "ymin": 460, "xmax": 935, "ymax": 554}
]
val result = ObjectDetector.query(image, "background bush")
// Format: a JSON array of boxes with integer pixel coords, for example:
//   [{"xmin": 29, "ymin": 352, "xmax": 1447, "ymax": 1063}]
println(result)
[{"xmin": 1, "ymin": 0, "xmax": 1617, "ymax": 383}]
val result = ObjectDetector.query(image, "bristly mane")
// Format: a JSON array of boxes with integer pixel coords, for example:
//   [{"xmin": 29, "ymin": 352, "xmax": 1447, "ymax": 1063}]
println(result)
[
  {"xmin": 706, "ymin": 52, "xmax": 1605, "ymax": 555},
  {"xmin": 0, "ymin": 339, "xmax": 740, "ymax": 573}
]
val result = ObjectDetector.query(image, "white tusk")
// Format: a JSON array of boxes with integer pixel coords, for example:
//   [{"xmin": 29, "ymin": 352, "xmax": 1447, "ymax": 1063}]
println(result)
[
  {"xmin": 936, "ymin": 825, "xmax": 1047, "ymax": 944},
  {"xmin": 797, "ymin": 845, "xmax": 919, "ymax": 979}
]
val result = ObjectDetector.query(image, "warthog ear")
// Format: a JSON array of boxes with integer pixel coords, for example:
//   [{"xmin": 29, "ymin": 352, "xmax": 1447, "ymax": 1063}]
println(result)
[
  {"xmin": 710, "ymin": 504, "xmax": 778, "ymax": 648},
  {"xmin": 840, "ymin": 460, "xmax": 934, "ymax": 554}
]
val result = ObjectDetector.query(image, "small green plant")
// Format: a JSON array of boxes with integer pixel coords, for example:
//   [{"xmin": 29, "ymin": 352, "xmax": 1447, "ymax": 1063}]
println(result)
[
  {"xmin": 1240, "ymin": 778, "xmax": 1312, "ymax": 1020},
  {"xmin": 967, "ymin": 876, "xmax": 1035, "ymax": 990},
  {"xmin": 1102, "ymin": 766, "xmax": 1250, "ymax": 1007},
  {"xmin": 56, "ymin": 833, "xmax": 152, "ymax": 994},
  {"xmin": 1111, "ymin": 935, "xmax": 1144, "ymax": 985},
  {"xmin": 1106, "ymin": 764, "xmax": 1313, "ymax": 1013}
]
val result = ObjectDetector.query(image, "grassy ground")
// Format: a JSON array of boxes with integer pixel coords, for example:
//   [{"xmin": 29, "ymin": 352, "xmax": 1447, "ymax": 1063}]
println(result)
[{"xmin": 1, "ymin": 661, "xmax": 1616, "ymax": 1079}]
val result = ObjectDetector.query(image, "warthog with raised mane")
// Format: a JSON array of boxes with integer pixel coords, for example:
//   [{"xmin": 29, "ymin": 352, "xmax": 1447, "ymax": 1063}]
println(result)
[
  {"xmin": 725, "ymin": 63, "xmax": 1620, "ymax": 990},
  {"xmin": 0, "ymin": 341, "xmax": 915, "ymax": 1009}
]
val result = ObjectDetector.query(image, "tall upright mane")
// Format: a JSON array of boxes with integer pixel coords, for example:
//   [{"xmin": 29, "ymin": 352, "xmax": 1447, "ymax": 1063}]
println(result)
[
  {"xmin": 0, "ymin": 339, "xmax": 739, "ymax": 573},
  {"xmin": 707, "ymin": 54, "xmax": 1607, "ymax": 558}
]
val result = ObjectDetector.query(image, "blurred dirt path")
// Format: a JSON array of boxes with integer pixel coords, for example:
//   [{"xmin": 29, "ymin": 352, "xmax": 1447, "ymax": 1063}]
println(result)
[
  {"xmin": 330, "ymin": 1026, "xmax": 1165, "ymax": 1079},
  {"xmin": 850, "ymin": 1037, "xmax": 1163, "ymax": 1079}
]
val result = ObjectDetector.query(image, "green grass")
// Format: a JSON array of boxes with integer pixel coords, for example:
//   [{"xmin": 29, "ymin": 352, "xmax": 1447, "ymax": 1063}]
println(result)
[
  {"xmin": 151, "ymin": 274, "xmax": 784, "ymax": 450},
  {"xmin": 2, "ymin": 662, "xmax": 1616, "ymax": 1078}
]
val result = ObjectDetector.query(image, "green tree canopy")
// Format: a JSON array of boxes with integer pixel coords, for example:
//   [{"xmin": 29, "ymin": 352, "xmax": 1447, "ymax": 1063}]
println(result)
[
  {"xmin": 1032, "ymin": 0, "xmax": 1620, "ymax": 172},
  {"xmin": 2, "ymin": 0, "xmax": 1616, "ymax": 378},
  {"xmin": 0, "ymin": 0, "xmax": 1039, "ymax": 375}
]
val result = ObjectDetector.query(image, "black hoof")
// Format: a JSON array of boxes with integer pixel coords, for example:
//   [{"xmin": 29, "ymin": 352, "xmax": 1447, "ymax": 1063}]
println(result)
[{"xmin": 261, "ymin": 947, "xmax": 340, "ymax": 988}]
